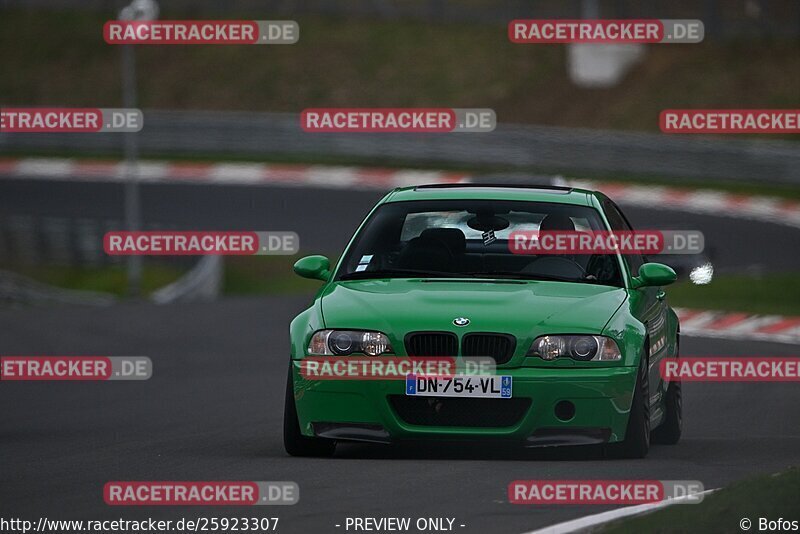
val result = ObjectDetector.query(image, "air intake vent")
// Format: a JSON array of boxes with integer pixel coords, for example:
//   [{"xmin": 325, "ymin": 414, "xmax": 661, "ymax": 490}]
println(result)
[
  {"xmin": 461, "ymin": 333, "xmax": 516, "ymax": 364},
  {"xmin": 404, "ymin": 332, "xmax": 458, "ymax": 357}
]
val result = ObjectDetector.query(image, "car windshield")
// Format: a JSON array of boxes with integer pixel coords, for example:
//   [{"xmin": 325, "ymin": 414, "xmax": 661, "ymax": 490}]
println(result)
[{"xmin": 336, "ymin": 199, "xmax": 623, "ymax": 286}]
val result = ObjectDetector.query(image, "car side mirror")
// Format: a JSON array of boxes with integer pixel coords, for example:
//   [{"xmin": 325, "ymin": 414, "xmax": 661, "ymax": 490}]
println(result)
[
  {"xmin": 293, "ymin": 255, "xmax": 331, "ymax": 281},
  {"xmin": 632, "ymin": 262, "xmax": 677, "ymax": 289}
]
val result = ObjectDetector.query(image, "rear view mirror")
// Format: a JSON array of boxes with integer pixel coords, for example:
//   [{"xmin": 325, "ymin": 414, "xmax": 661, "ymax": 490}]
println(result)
[
  {"xmin": 632, "ymin": 262, "xmax": 677, "ymax": 288},
  {"xmin": 293, "ymin": 255, "xmax": 331, "ymax": 281}
]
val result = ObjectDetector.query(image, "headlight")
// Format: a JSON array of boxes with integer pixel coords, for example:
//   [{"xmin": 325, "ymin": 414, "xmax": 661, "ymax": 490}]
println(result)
[
  {"xmin": 307, "ymin": 330, "xmax": 393, "ymax": 356},
  {"xmin": 527, "ymin": 335, "xmax": 621, "ymax": 362}
]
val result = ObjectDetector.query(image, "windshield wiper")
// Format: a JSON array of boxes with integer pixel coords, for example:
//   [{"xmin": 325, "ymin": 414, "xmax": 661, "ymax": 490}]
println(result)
[{"xmin": 339, "ymin": 268, "xmax": 470, "ymax": 280}]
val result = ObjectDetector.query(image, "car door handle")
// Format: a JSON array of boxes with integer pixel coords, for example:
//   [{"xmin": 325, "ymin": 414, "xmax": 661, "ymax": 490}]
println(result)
[{"xmin": 656, "ymin": 290, "xmax": 666, "ymax": 301}]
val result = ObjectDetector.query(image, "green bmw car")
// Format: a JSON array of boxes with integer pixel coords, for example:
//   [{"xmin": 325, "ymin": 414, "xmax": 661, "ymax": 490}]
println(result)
[{"xmin": 284, "ymin": 184, "xmax": 682, "ymax": 458}]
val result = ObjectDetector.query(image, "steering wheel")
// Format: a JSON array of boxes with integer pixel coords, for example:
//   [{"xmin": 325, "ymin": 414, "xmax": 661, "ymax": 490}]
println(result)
[
  {"xmin": 586, "ymin": 254, "xmax": 616, "ymax": 283},
  {"xmin": 523, "ymin": 256, "xmax": 587, "ymax": 279}
]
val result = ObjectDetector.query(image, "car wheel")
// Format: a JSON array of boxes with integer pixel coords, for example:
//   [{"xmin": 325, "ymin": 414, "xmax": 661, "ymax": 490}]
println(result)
[
  {"xmin": 652, "ymin": 379, "xmax": 682, "ymax": 445},
  {"xmin": 283, "ymin": 365, "xmax": 336, "ymax": 457},
  {"xmin": 652, "ymin": 333, "xmax": 682, "ymax": 445},
  {"xmin": 607, "ymin": 351, "xmax": 650, "ymax": 459}
]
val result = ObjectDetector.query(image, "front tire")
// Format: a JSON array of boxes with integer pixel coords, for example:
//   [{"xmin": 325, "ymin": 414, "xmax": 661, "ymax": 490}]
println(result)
[
  {"xmin": 283, "ymin": 366, "xmax": 336, "ymax": 457},
  {"xmin": 652, "ymin": 333, "xmax": 682, "ymax": 445},
  {"xmin": 652, "ymin": 380, "xmax": 682, "ymax": 445},
  {"xmin": 608, "ymin": 352, "xmax": 650, "ymax": 459}
]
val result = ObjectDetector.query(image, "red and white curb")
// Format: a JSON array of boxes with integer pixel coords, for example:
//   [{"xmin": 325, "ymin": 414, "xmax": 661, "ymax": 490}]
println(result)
[
  {"xmin": 2, "ymin": 157, "xmax": 798, "ymax": 228},
  {"xmin": 560, "ymin": 178, "xmax": 800, "ymax": 229},
  {"xmin": 521, "ymin": 489, "xmax": 716, "ymax": 534},
  {"xmin": 0, "ymin": 157, "xmax": 468, "ymax": 189},
  {"xmin": 676, "ymin": 308, "xmax": 800, "ymax": 344}
]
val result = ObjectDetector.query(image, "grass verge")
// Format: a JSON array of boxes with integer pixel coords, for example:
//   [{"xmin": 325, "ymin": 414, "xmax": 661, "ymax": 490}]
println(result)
[
  {"xmin": 5, "ymin": 258, "xmax": 799, "ymax": 318},
  {"xmin": 599, "ymin": 467, "xmax": 800, "ymax": 534},
  {"xmin": 1, "ymin": 10, "xmax": 799, "ymax": 135},
  {"xmin": 666, "ymin": 273, "xmax": 800, "ymax": 316},
  {"xmin": 223, "ymin": 256, "xmax": 325, "ymax": 296},
  {"xmin": 1, "ymin": 256, "xmax": 322, "ymax": 299},
  {"xmin": 1, "ymin": 262, "xmax": 184, "ymax": 297}
]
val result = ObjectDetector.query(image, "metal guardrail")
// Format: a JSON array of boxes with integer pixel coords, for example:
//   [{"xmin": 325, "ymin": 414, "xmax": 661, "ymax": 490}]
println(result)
[
  {"xmin": 0, "ymin": 257, "xmax": 223, "ymax": 306},
  {"xmin": 2, "ymin": 110, "xmax": 800, "ymax": 185},
  {"xmin": 0, "ymin": 214, "xmax": 222, "ymax": 305},
  {"xmin": 151, "ymin": 255, "xmax": 223, "ymax": 304},
  {"xmin": 0, "ymin": 269, "xmax": 116, "ymax": 306}
]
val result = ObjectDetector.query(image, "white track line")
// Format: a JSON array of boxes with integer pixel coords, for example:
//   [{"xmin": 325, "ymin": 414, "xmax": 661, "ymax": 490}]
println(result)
[{"xmin": 521, "ymin": 489, "xmax": 717, "ymax": 534}]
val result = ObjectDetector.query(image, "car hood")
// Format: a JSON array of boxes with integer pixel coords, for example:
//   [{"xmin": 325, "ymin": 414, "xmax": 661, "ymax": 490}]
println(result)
[{"xmin": 319, "ymin": 279, "xmax": 626, "ymax": 343}]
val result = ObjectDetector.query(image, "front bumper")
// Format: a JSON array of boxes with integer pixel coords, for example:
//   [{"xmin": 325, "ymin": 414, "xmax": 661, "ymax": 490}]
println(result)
[{"xmin": 290, "ymin": 362, "xmax": 638, "ymax": 445}]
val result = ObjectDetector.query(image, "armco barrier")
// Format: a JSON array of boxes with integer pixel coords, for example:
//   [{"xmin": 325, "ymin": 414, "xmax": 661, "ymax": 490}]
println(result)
[
  {"xmin": 2, "ymin": 111, "xmax": 799, "ymax": 185},
  {"xmin": 150, "ymin": 255, "xmax": 223, "ymax": 304}
]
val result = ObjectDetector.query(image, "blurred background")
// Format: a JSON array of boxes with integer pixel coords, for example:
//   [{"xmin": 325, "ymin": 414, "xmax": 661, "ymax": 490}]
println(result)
[{"xmin": 1, "ymin": 0, "xmax": 799, "ymax": 313}]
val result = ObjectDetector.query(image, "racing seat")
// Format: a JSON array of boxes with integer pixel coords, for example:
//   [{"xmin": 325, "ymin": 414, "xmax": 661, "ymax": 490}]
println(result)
[
  {"xmin": 395, "ymin": 228, "xmax": 466, "ymax": 273},
  {"xmin": 523, "ymin": 214, "xmax": 586, "ymax": 279},
  {"xmin": 538, "ymin": 213, "xmax": 576, "ymax": 232}
]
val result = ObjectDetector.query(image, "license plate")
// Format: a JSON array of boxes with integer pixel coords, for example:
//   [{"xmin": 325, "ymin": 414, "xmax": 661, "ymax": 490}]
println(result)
[{"xmin": 405, "ymin": 375, "xmax": 512, "ymax": 398}]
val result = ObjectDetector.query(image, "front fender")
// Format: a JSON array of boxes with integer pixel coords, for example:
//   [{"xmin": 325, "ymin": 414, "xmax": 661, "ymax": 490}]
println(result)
[
  {"xmin": 666, "ymin": 306, "xmax": 679, "ymax": 358},
  {"xmin": 602, "ymin": 300, "xmax": 647, "ymax": 368},
  {"xmin": 290, "ymin": 300, "xmax": 325, "ymax": 360}
]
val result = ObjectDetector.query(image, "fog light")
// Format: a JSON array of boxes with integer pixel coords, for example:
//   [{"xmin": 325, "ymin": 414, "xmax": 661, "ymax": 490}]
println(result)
[{"xmin": 554, "ymin": 400, "xmax": 576, "ymax": 422}]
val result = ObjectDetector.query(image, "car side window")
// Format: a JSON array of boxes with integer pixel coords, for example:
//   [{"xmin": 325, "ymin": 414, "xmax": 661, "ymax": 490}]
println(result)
[{"xmin": 602, "ymin": 198, "xmax": 645, "ymax": 277}]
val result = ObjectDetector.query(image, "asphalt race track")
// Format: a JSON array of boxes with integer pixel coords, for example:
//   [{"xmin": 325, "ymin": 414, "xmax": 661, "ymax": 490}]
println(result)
[
  {"xmin": 1, "ymin": 179, "xmax": 799, "ymax": 273},
  {"xmin": 1, "ymin": 178, "xmax": 800, "ymax": 533},
  {"xmin": 1, "ymin": 298, "xmax": 800, "ymax": 533}
]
